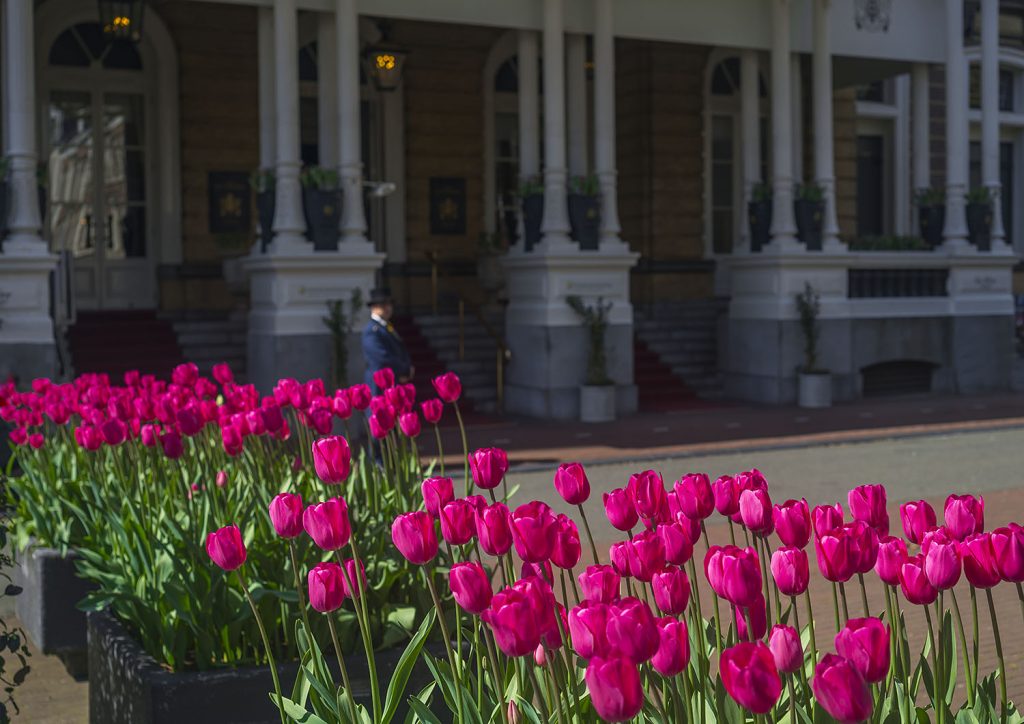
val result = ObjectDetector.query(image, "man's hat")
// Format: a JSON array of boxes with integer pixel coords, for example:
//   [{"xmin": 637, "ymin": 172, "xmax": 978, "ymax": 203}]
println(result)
[{"xmin": 367, "ymin": 287, "xmax": 393, "ymax": 307}]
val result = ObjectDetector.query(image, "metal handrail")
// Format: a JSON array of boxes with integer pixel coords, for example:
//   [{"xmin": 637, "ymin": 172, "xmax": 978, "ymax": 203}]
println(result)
[{"xmin": 455, "ymin": 293, "xmax": 510, "ymax": 413}]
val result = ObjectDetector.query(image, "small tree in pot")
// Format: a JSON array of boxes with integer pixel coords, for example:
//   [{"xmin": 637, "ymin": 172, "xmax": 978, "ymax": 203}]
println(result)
[
  {"xmin": 250, "ymin": 169, "xmax": 275, "ymax": 251},
  {"xmin": 747, "ymin": 181, "xmax": 772, "ymax": 252},
  {"xmin": 914, "ymin": 187, "xmax": 945, "ymax": 249},
  {"xmin": 567, "ymin": 295, "xmax": 616, "ymax": 422},
  {"xmin": 965, "ymin": 187, "xmax": 994, "ymax": 251},
  {"xmin": 300, "ymin": 165, "xmax": 341, "ymax": 251},
  {"xmin": 795, "ymin": 282, "xmax": 831, "ymax": 408},
  {"xmin": 519, "ymin": 176, "xmax": 544, "ymax": 251},
  {"xmin": 568, "ymin": 174, "xmax": 602, "ymax": 250},
  {"xmin": 794, "ymin": 183, "xmax": 825, "ymax": 250}
]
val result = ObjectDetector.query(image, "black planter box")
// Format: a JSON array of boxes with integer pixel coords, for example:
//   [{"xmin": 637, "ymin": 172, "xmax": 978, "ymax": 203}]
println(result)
[
  {"xmin": 747, "ymin": 199, "xmax": 772, "ymax": 252},
  {"xmin": 38, "ymin": 184, "xmax": 47, "ymax": 223},
  {"xmin": 257, "ymin": 190, "xmax": 275, "ymax": 252},
  {"xmin": 794, "ymin": 199, "xmax": 824, "ymax": 251},
  {"xmin": 89, "ymin": 610, "xmax": 446, "ymax": 724},
  {"xmin": 918, "ymin": 203, "xmax": 945, "ymax": 248},
  {"xmin": 521, "ymin": 194, "xmax": 543, "ymax": 251},
  {"xmin": 302, "ymin": 188, "xmax": 342, "ymax": 251},
  {"xmin": 15, "ymin": 546, "xmax": 95, "ymax": 678},
  {"xmin": 568, "ymin": 194, "xmax": 601, "ymax": 250},
  {"xmin": 966, "ymin": 201, "xmax": 993, "ymax": 251}
]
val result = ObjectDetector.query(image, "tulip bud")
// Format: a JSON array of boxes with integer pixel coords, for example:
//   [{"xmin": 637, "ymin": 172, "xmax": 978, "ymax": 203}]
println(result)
[
  {"xmin": 551, "ymin": 515, "xmax": 582, "ymax": 570},
  {"xmin": 307, "ymin": 562, "xmax": 346, "ymax": 612},
  {"xmin": 585, "ymin": 656, "xmax": 644, "ymax": 722},
  {"xmin": 440, "ymin": 499, "xmax": 477, "ymax": 546},
  {"xmin": 373, "ymin": 367, "xmax": 395, "ymax": 391},
  {"xmin": 482, "ymin": 588, "xmax": 540, "ymax": 657},
  {"xmin": 705, "ymin": 545, "xmax": 763, "ymax": 607},
  {"xmin": 303, "ymin": 498, "xmax": 352, "ymax": 551},
  {"xmin": 476, "ymin": 503, "xmax": 513, "ymax": 556},
  {"xmin": 392, "ymin": 511, "xmax": 439, "ymax": 565},
  {"xmin": 922, "ymin": 527, "xmax": 962, "ymax": 590},
  {"xmin": 347, "ymin": 384, "xmax": 372, "ymax": 410},
  {"xmin": 713, "ymin": 475, "xmax": 740, "ymax": 516},
  {"xmin": 719, "ymin": 642, "xmax": 782, "ymax": 715},
  {"xmin": 899, "ymin": 500, "xmax": 937, "ymax": 545},
  {"xmin": 944, "ymin": 494, "xmax": 984, "ymax": 541},
  {"xmin": 568, "ymin": 600, "xmax": 609, "ymax": 659},
  {"xmin": 332, "ymin": 392, "xmax": 353, "ymax": 420},
  {"xmin": 606, "ymin": 597, "xmax": 659, "ymax": 663},
  {"xmin": 812, "ymin": 503, "xmax": 844, "ymax": 539},
  {"xmin": 844, "ymin": 520, "xmax": 879, "ymax": 575},
  {"xmin": 812, "ymin": 654, "xmax": 874, "ymax": 724},
  {"xmin": 432, "ymin": 372, "xmax": 462, "ymax": 403},
  {"xmin": 874, "ymin": 536, "xmax": 908, "ymax": 586},
  {"xmin": 768, "ymin": 624, "xmax": 803, "ymax": 673},
  {"xmin": 961, "ymin": 533, "xmax": 1001, "ymax": 589},
  {"xmin": 311, "ymin": 436, "xmax": 352, "ymax": 484},
  {"xmin": 814, "ymin": 527, "xmax": 855, "ymax": 583},
  {"xmin": 658, "ymin": 520, "xmax": 694, "ymax": 566},
  {"xmin": 449, "ymin": 561, "xmax": 493, "ymax": 614},
  {"xmin": 216, "ymin": 470, "xmax": 228, "ymax": 489},
  {"xmin": 739, "ymin": 488, "xmax": 774, "ymax": 536},
  {"xmin": 578, "ymin": 565, "xmax": 620, "ymax": 603},
  {"xmin": 205, "ymin": 525, "xmax": 247, "ymax": 571},
  {"xmin": 468, "ymin": 448, "xmax": 509, "ymax": 490},
  {"xmin": 770, "ymin": 546, "xmax": 810, "ymax": 596},
  {"xmin": 898, "ymin": 554, "xmax": 938, "ymax": 606},
  {"xmin": 420, "ymin": 476, "xmax": 454, "ymax": 518},
  {"xmin": 625, "ymin": 530, "xmax": 666, "ymax": 583},
  {"xmin": 848, "ymin": 484, "xmax": 889, "ymax": 536},
  {"xmin": 991, "ymin": 525, "xmax": 1024, "ymax": 583},
  {"xmin": 509, "ymin": 501, "xmax": 556, "ymax": 563},
  {"xmin": 398, "ymin": 412, "xmax": 421, "ymax": 438},
  {"xmin": 674, "ymin": 473, "xmax": 714, "ymax": 520},
  {"xmin": 603, "ymin": 487, "xmax": 639, "ymax": 532},
  {"xmin": 652, "ymin": 617, "xmax": 691, "ymax": 677},
  {"xmin": 835, "ymin": 617, "xmax": 890, "ymax": 684},
  {"xmin": 652, "ymin": 566, "xmax": 690, "ymax": 615},
  {"xmin": 268, "ymin": 492, "xmax": 304, "ymax": 538},
  {"xmin": 421, "ymin": 398, "xmax": 443, "ymax": 424},
  {"xmin": 506, "ymin": 701, "xmax": 521, "ymax": 724},
  {"xmin": 773, "ymin": 499, "xmax": 811, "ymax": 548},
  {"xmin": 628, "ymin": 470, "xmax": 667, "ymax": 523},
  {"xmin": 553, "ymin": 462, "xmax": 591, "ymax": 505}
]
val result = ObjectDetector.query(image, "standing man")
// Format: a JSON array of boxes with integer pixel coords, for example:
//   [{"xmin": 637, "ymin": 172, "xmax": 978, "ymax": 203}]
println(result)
[{"xmin": 362, "ymin": 288, "xmax": 413, "ymax": 392}]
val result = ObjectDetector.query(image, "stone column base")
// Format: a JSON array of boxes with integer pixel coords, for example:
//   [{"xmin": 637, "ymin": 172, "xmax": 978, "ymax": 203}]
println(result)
[{"xmin": 0, "ymin": 254, "xmax": 58, "ymax": 382}]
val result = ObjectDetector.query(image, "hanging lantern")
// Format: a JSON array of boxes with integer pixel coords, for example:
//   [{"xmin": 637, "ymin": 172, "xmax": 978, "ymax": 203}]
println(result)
[
  {"xmin": 98, "ymin": 0, "xmax": 145, "ymax": 43},
  {"xmin": 363, "ymin": 44, "xmax": 407, "ymax": 92}
]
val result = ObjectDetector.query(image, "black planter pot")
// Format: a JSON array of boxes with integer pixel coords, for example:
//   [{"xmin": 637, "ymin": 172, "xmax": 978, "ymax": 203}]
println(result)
[
  {"xmin": 521, "ymin": 194, "xmax": 543, "ymax": 251},
  {"xmin": 918, "ymin": 204, "xmax": 945, "ymax": 249},
  {"xmin": 256, "ymin": 190, "xmax": 275, "ymax": 251},
  {"xmin": 747, "ymin": 199, "xmax": 772, "ymax": 252},
  {"xmin": 794, "ymin": 199, "xmax": 824, "ymax": 251},
  {"xmin": 302, "ymin": 188, "xmax": 342, "ymax": 251},
  {"xmin": 966, "ymin": 201, "xmax": 993, "ymax": 251},
  {"xmin": 0, "ymin": 181, "xmax": 8, "ymax": 242},
  {"xmin": 38, "ymin": 184, "xmax": 47, "ymax": 223},
  {"xmin": 88, "ymin": 610, "xmax": 447, "ymax": 724},
  {"xmin": 15, "ymin": 546, "xmax": 96, "ymax": 678},
  {"xmin": 568, "ymin": 194, "xmax": 601, "ymax": 250}
]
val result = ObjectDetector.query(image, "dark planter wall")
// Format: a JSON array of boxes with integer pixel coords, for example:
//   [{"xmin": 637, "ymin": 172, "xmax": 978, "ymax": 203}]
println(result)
[
  {"xmin": 521, "ymin": 194, "xmax": 543, "ymax": 251},
  {"xmin": 794, "ymin": 199, "xmax": 824, "ymax": 251},
  {"xmin": 966, "ymin": 202, "xmax": 992, "ymax": 251},
  {"xmin": 568, "ymin": 194, "xmax": 601, "ymax": 250},
  {"xmin": 302, "ymin": 188, "xmax": 342, "ymax": 251},
  {"xmin": 918, "ymin": 204, "xmax": 945, "ymax": 248},
  {"xmin": 747, "ymin": 199, "xmax": 771, "ymax": 252}
]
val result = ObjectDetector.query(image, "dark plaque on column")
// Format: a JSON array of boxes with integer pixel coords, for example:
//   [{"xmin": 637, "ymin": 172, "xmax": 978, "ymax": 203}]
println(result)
[{"xmin": 429, "ymin": 177, "xmax": 466, "ymax": 235}]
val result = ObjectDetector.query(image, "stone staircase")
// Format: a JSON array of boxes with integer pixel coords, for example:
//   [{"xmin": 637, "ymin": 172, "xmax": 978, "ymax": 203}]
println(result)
[
  {"xmin": 633, "ymin": 300, "xmax": 726, "ymax": 405},
  {"xmin": 169, "ymin": 314, "xmax": 248, "ymax": 381}
]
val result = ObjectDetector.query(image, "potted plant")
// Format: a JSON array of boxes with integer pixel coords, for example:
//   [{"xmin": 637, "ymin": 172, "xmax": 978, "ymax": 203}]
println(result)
[
  {"xmin": 567, "ymin": 295, "xmax": 616, "ymax": 423},
  {"xmin": 966, "ymin": 187, "xmax": 994, "ymax": 251},
  {"xmin": 568, "ymin": 174, "xmax": 602, "ymax": 250},
  {"xmin": 795, "ymin": 282, "xmax": 831, "ymax": 408},
  {"xmin": 794, "ymin": 182, "xmax": 825, "ymax": 251},
  {"xmin": 747, "ymin": 181, "xmax": 772, "ymax": 252},
  {"xmin": 915, "ymin": 187, "xmax": 945, "ymax": 249},
  {"xmin": 519, "ymin": 176, "xmax": 543, "ymax": 252},
  {"xmin": 250, "ymin": 169, "xmax": 275, "ymax": 252},
  {"xmin": 300, "ymin": 166, "xmax": 342, "ymax": 251}
]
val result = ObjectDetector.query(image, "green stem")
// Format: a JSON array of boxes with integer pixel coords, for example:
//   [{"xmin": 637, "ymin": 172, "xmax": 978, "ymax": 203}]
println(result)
[
  {"xmin": 803, "ymin": 590, "xmax": 818, "ymax": 672},
  {"xmin": 237, "ymin": 569, "xmax": 286, "ymax": 724},
  {"xmin": 453, "ymin": 401, "xmax": 470, "ymax": 495},
  {"xmin": 925, "ymin": 603, "xmax": 943, "ymax": 724},
  {"xmin": 838, "ymin": 581, "xmax": 851, "ymax": 624},
  {"xmin": 337, "ymin": 545, "xmax": 380, "ymax": 722},
  {"xmin": 327, "ymin": 614, "xmax": 361, "ymax": 724},
  {"xmin": 857, "ymin": 572, "xmax": 870, "ymax": 617},
  {"xmin": 831, "ymin": 582, "xmax": 842, "ymax": 635},
  {"xmin": 985, "ymin": 587, "xmax": 1008, "ymax": 724},
  {"xmin": 424, "ymin": 568, "xmax": 464, "ymax": 724},
  {"xmin": 1016, "ymin": 582, "xmax": 1024, "ymax": 631},
  {"xmin": 432, "ymin": 424, "xmax": 445, "ymax": 477},
  {"xmin": 577, "ymin": 504, "xmax": 601, "ymax": 565},
  {"xmin": 791, "ymin": 596, "xmax": 812, "ymax": 715},
  {"xmin": 970, "ymin": 585, "xmax": 980, "ymax": 697},
  {"xmin": 949, "ymin": 588, "xmax": 975, "ymax": 708}
]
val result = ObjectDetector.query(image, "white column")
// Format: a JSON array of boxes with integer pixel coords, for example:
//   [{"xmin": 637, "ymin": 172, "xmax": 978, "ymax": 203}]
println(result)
[
  {"xmin": 981, "ymin": 0, "xmax": 1007, "ymax": 249},
  {"xmin": 893, "ymin": 74, "xmax": 912, "ymax": 235},
  {"xmin": 791, "ymin": 55, "xmax": 803, "ymax": 184},
  {"xmin": 270, "ymin": 0, "xmax": 309, "ymax": 253},
  {"xmin": 912, "ymin": 63, "xmax": 931, "ymax": 192},
  {"xmin": 594, "ymin": 0, "xmax": 623, "ymax": 248},
  {"xmin": 539, "ymin": 0, "xmax": 573, "ymax": 250},
  {"xmin": 812, "ymin": 0, "xmax": 842, "ymax": 249},
  {"xmin": 942, "ymin": 0, "xmax": 970, "ymax": 250},
  {"xmin": 518, "ymin": 31, "xmax": 541, "ymax": 182},
  {"xmin": 768, "ymin": 0, "xmax": 799, "ymax": 249},
  {"xmin": 739, "ymin": 49, "xmax": 761, "ymax": 253},
  {"xmin": 337, "ymin": 0, "xmax": 370, "ymax": 249},
  {"xmin": 566, "ymin": 33, "xmax": 588, "ymax": 178},
  {"xmin": 3, "ymin": 0, "xmax": 45, "ymax": 254},
  {"xmin": 317, "ymin": 15, "xmax": 339, "ymax": 170},
  {"xmin": 258, "ymin": 8, "xmax": 276, "ymax": 172}
]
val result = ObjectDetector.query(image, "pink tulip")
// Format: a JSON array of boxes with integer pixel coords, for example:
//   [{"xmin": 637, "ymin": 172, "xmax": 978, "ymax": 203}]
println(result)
[
  {"xmin": 961, "ymin": 533, "xmax": 1001, "ymax": 589},
  {"xmin": 900, "ymin": 500, "xmax": 937, "ymax": 545},
  {"xmin": 628, "ymin": 470, "xmax": 668, "ymax": 523},
  {"xmin": 440, "ymin": 499, "xmax": 476, "ymax": 546},
  {"xmin": 268, "ymin": 492, "xmax": 304, "ymax": 538},
  {"xmin": 332, "ymin": 392, "xmax": 353, "ymax": 420},
  {"xmin": 483, "ymin": 587, "xmax": 541, "ymax": 657},
  {"xmin": 991, "ymin": 525, "xmax": 1024, "ymax": 582},
  {"xmin": 206, "ymin": 525, "xmax": 247, "ymax": 571},
  {"xmin": 215, "ymin": 470, "xmax": 228, "ymax": 489},
  {"xmin": 944, "ymin": 494, "xmax": 984, "ymax": 541},
  {"xmin": 521, "ymin": 560, "xmax": 554, "ymax": 583},
  {"xmin": 657, "ymin": 520, "xmax": 694, "ymax": 566},
  {"xmin": 303, "ymin": 498, "xmax": 352, "ymax": 551},
  {"xmin": 705, "ymin": 545, "xmax": 762, "ymax": 607},
  {"xmin": 603, "ymin": 488, "xmax": 639, "ymax": 532},
  {"xmin": 160, "ymin": 430, "xmax": 183, "ymax": 459},
  {"xmin": 719, "ymin": 642, "xmax": 782, "ymax": 715},
  {"xmin": 733, "ymin": 593, "xmax": 768, "ymax": 642},
  {"xmin": 773, "ymin": 498, "xmax": 811, "ymax": 548},
  {"xmin": 651, "ymin": 617, "xmax": 691, "ymax": 677},
  {"xmin": 578, "ymin": 565, "xmax": 620, "ymax": 604},
  {"xmin": 551, "ymin": 514, "xmax": 582, "ymax": 570},
  {"xmin": 421, "ymin": 398, "xmax": 443, "ymax": 424},
  {"xmin": 338, "ymin": 557, "xmax": 367, "ymax": 599},
  {"xmin": 311, "ymin": 436, "xmax": 351, "ymax": 484},
  {"xmin": 392, "ymin": 511, "xmax": 438, "ymax": 565},
  {"xmin": 844, "ymin": 520, "xmax": 880, "ymax": 575},
  {"xmin": 372, "ymin": 367, "xmax": 395, "ymax": 391},
  {"xmin": 739, "ymin": 488, "xmax": 774, "ymax": 536},
  {"xmin": 449, "ymin": 561, "xmax": 493, "ymax": 614},
  {"xmin": 899, "ymin": 554, "xmax": 938, "ymax": 606},
  {"xmin": 568, "ymin": 600, "xmax": 609, "ymax": 659},
  {"xmin": 476, "ymin": 503, "xmax": 513, "ymax": 556},
  {"xmin": 398, "ymin": 412, "xmax": 421, "ymax": 438},
  {"xmin": 100, "ymin": 418, "xmax": 127, "ymax": 446},
  {"xmin": 674, "ymin": 473, "xmax": 714, "ymax": 520},
  {"xmin": 625, "ymin": 530, "xmax": 666, "ymax": 582},
  {"xmin": 307, "ymin": 562, "xmax": 346, "ymax": 612},
  {"xmin": 609, "ymin": 541, "xmax": 631, "ymax": 577},
  {"xmin": 812, "ymin": 503, "xmax": 844, "ymax": 538},
  {"xmin": 432, "ymin": 372, "xmax": 462, "ymax": 403},
  {"xmin": 509, "ymin": 501, "xmax": 556, "ymax": 563},
  {"xmin": 348, "ymin": 384, "xmax": 372, "ymax": 410},
  {"xmin": 713, "ymin": 475, "xmax": 740, "ymax": 516},
  {"xmin": 585, "ymin": 656, "xmax": 643, "ymax": 722},
  {"xmin": 812, "ymin": 653, "xmax": 874, "ymax": 724},
  {"xmin": 768, "ymin": 624, "xmax": 803, "ymax": 673},
  {"xmin": 606, "ymin": 597, "xmax": 659, "ymax": 663},
  {"xmin": 421, "ymin": 477, "xmax": 455, "ymax": 518},
  {"xmin": 923, "ymin": 527, "xmax": 962, "ymax": 590},
  {"xmin": 554, "ymin": 462, "xmax": 591, "ymax": 505},
  {"xmin": 468, "ymin": 448, "xmax": 509, "ymax": 490},
  {"xmin": 770, "ymin": 546, "xmax": 810, "ymax": 596},
  {"xmin": 848, "ymin": 484, "xmax": 889, "ymax": 536},
  {"xmin": 652, "ymin": 566, "xmax": 690, "ymax": 615},
  {"xmin": 835, "ymin": 617, "xmax": 890, "ymax": 685},
  {"xmin": 814, "ymin": 527, "xmax": 855, "ymax": 583},
  {"xmin": 875, "ymin": 536, "xmax": 908, "ymax": 586}
]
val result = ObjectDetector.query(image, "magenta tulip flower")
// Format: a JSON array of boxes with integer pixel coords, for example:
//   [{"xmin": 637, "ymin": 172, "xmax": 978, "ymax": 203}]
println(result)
[
  {"xmin": 308, "ymin": 562, "xmax": 346, "ymax": 613},
  {"xmin": 311, "ymin": 436, "xmax": 351, "ymax": 484},
  {"xmin": 674, "ymin": 472, "xmax": 714, "ymax": 520},
  {"xmin": 768, "ymin": 624, "xmax": 803, "ymax": 673},
  {"xmin": 468, "ymin": 447, "xmax": 508, "ymax": 490},
  {"xmin": 568, "ymin": 600, "xmax": 609, "ymax": 659},
  {"xmin": 773, "ymin": 498, "xmax": 812, "ymax": 548},
  {"xmin": 835, "ymin": 617, "xmax": 891, "ymax": 683},
  {"xmin": 900, "ymin": 500, "xmax": 937, "ymax": 545},
  {"xmin": 875, "ymin": 536, "xmax": 908, "ymax": 586},
  {"xmin": 922, "ymin": 527, "xmax": 962, "ymax": 590},
  {"xmin": 603, "ymin": 487, "xmax": 639, "ymax": 532},
  {"xmin": 578, "ymin": 565, "xmax": 620, "ymax": 604},
  {"xmin": 812, "ymin": 654, "xmax": 873, "ymax": 723},
  {"xmin": 476, "ymin": 502, "xmax": 513, "ymax": 556},
  {"xmin": 268, "ymin": 492, "xmax": 304, "ymax": 539},
  {"xmin": 944, "ymin": 494, "xmax": 984, "ymax": 541},
  {"xmin": 848, "ymin": 484, "xmax": 889, "ymax": 536},
  {"xmin": 651, "ymin": 617, "xmax": 691, "ymax": 677},
  {"xmin": 391, "ymin": 511, "xmax": 438, "ymax": 565},
  {"xmin": 585, "ymin": 656, "xmax": 643, "ymax": 722},
  {"xmin": 652, "ymin": 566, "xmax": 690, "ymax": 615},
  {"xmin": 449, "ymin": 561, "xmax": 493, "ymax": 614},
  {"xmin": 719, "ymin": 641, "xmax": 782, "ymax": 715},
  {"xmin": 206, "ymin": 525, "xmax": 247, "ymax": 571},
  {"xmin": 606, "ymin": 597, "xmax": 659, "ymax": 664},
  {"xmin": 554, "ymin": 462, "xmax": 591, "ymax": 505},
  {"xmin": 961, "ymin": 533, "xmax": 1001, "ymax": 589},
  {"xmin": 770, "ymin": 546, "xmax": 810, "ymax": 596},
  {"xmin": 303, "ymin": 498, "xmax": 352, "ymax": 551}
]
